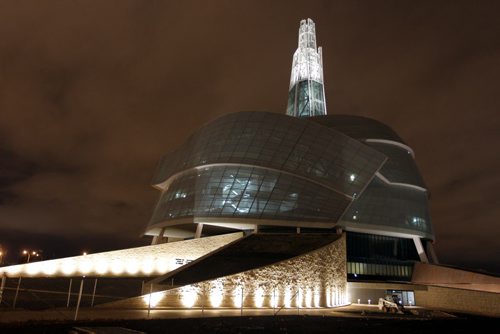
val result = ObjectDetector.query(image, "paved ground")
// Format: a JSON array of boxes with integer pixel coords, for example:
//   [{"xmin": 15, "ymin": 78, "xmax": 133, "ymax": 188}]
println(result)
[
  {"xmin": 0, "ymin": 309, "xmax": 497, "ymax": 334},
  {"xmin": 1, "ymin": 303, "xmax": 498, "ymax": 333},
  {"xmin": 0, "ymin": 304, "xmax": 441, "ymax": 323}
]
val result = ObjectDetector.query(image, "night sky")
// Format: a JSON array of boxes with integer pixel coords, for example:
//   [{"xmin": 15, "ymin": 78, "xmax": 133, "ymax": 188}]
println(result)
[{"xmin": 0, "ymin": 1, "xmax": 499, "ymax": 273}]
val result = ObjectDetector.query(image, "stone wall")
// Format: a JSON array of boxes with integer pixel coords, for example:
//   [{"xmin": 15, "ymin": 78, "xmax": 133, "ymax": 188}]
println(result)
[
  {"xmin": 102, "ymin": 233, "xmax": 347, "ymax": 309},
  {"xmin": 0, "ymin": 232, "xmax": 243, "ymax": 278}
]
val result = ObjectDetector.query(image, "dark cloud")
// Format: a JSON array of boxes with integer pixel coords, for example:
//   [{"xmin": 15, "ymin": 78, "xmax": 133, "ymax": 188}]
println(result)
[{"xmin": 0, "ymin": 1, "xmax": 498, "ymax": 272}]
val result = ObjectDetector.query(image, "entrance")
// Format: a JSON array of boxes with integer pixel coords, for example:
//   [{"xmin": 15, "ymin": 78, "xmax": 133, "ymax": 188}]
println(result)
[{"xmin": 385, "ymin": 290, "xmax": 415, "ymax": 306}]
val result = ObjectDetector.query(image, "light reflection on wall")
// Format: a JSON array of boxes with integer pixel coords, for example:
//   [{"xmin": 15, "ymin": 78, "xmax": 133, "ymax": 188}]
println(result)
[
  {"xmin": 305, "ymin": 288, "xmax": 312, "ymax": 308},
  {"xmin": 233, "ymin": 286, "xmax": 243, "ymax": 308},
  {"xmin": 126, "ymin": 259, "xmax": 140, "ymax": 275},
  {"xmin": 43, "ymin": 262, "xmax": 57, "ymax": 276},
  {"xmin": 141, "ymin": 258, "xmax": 155, "ymax": 275},
  {"xmin": 284, "ymin": 288, "xmax": 292, "ymax": 308},
  {"xmin": 0, "ymin": 233, "xmax": 243, "ymax": 278},
  {"xmin": 79, "ymin": 258, "xmax": 92, "ymax": 275},
  {"xmin": 210, "ymin": 281, "xmax": 224, "ymax": 307},
  {"xmin": 296, "ymin": 288, "xmax": 302, "ymax": 308},
  {"xmin": 271, "ymin": 289, "xmax": 279, "ymax": 308},
  {"xmin": 136, "ymin": 283, "xmax": 348, "ymax": 309},
  {"xmin": 61, "ymin": 260, "xmax": 76, "ymax": 276},
  {"xmin": 254, "ymin": 287, "xmax": 264, "ymax": 308},
  {"xmin": 326, "ymin": 286, "xmax": 331, "ymax": 307},
  {"xmin": 181, "ymin": 287, "xmax": 198, "ymax": 308},
  {"xmin": 95, "ymin": 260, "xmax": 108, "ymax": 275},
  {"xmin": 142, "ymin": 291, "xmax": 164, "ymax": 308},
  {"xmin": 313, "ymin": 287, "xmax": 320, "ymax": 307},
  {"xmin": 111, "ymin": 259, "xmax": 124, "ymax": 275},
  {"xmin": 130, "ymin": 234, "xmax": 347, "ymax": 310}
]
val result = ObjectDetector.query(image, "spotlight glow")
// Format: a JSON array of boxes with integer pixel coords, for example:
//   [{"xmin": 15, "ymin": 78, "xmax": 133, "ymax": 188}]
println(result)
[
  {"xmin": 313, "ymin": 287, "xmax": 320, "ymax": 307},
  {"xmin": 155, "ymin": 258, "xmax": 169, "ymax": 273},
  {"xmin": 0, "ymin": 232, "xmax": 243, "ymax": 278},
  {"xmin": 143, "ymin": 291, "xmax": 164, "ymax": 307},
  {"xmin": 42, "ymin": 261, "xmax": 58, "ymax": 275},
  {"xmin": 126, "ymin": 259, "xmax": 140, "ymax": 275},
  {"xmin": 181, "ymin": 287, "xmax": 197, "ymax": 308},
  {"xmin": 79, "ymin": 259, "xmax": 92, "ymax": 275},
  {"xmin": 26, "ymin": 262, "xmax": 41, "ymax": 276},
  {"xmin": 110, "ymin": 260, "xmax": 124, "ymax": 275},
  {"xmin": 284, "ymin": 288, "xmax": 292, "ymax": 308},
  {"xmin": 233, "ymin": 286, "xmax": 243, "ymax": 308},
  {"xmin": 296, "ymin": 288, "xmax": 302, "ymax": 308},
  {"xmin": 141, "ymin": 258, "xmax": 155, "ymax": 275},
  {"xmin": 210, "ymin": 282, "xmax": 223, "ymax": 307},
  {"xmin": 271, "ymin": 289, "xmax": 279, "ymax": 308},
  {"xmin": 305, "ymin": 288, "xmax": 312, "ymax": 308},
  {"xmin": 95, "ymin": 260, "xmax": 108, "ymax": 275},
  {"xmin": 61, "ymin": 260, "xmax": 77, "ymax": 276},
  {"xmin": 6, "ymin": 266, "xmax": 21, "ymax": 275},
  {"xmin": 254, "ymin": 287, "xmax": 264, "ymax": 308}
]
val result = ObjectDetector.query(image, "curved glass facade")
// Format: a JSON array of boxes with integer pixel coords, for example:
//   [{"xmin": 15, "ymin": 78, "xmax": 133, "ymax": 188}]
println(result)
[
  {"xmin": 341, "ymin": 178, "xmax": 432, "ymax": 238},
  {"xmin": 366, "ymin": 142, "xmax": 426, "ymax": 188},
  {"xmin": 147, "ymin": 111, "xmax": 433, "ymax": 241},
  {"xmin": 152, "ymin": 112, "xmax": 386, "ymax": 196},
  {"xmin": 150, "ymin": 165, "xmax": 350, "ymax": 225}
]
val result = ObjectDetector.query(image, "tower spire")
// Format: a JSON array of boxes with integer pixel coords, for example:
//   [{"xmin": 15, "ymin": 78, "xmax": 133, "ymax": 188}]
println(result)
[{"xmin": 286, "ymin": 18, "xmax": 327, "ymax": 118}]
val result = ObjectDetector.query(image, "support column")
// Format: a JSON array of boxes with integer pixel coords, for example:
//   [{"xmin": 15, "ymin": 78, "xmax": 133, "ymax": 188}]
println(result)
[
  {"xmin": 74, "ymin": 278, "xmax": 84, "ymax": 321},
  {"xmin": 393, "ymin": 239, "xmax": 399, "ymax": 257},
  {"xmin": 0, "ymin": 274, "xmax": 6, "ymax": 306},
  {"xmin": 91, "ymin": 279, "xmax": 98, "ymax": 307},
  {"xmin": 66, "ymin": 278, "xmax": 73, "ymax": 308},
  {"xmin": 13, "ymin": 277, "xmax": 22, "ymax": 309},
  {"xmin": 426, "ymin": 242, "xmax": 439, "ymax": 264},
  {"xmin": 147, "ymin": 283, "xmax": 153, "ymax": 318},
  {"xmin": 151, "ymin": 227, "xmax": 166, "ymax": 245},
  {"xmin": 195, "ymin": 223, "xmax": 203, "ymax": 239},
  {"xmin": 240, "ymin": 286, "xmax": 244, "ymax": 316},
  {"xmin": 413, "ymin": 237, "xmax": 429, "ymax": 263}
]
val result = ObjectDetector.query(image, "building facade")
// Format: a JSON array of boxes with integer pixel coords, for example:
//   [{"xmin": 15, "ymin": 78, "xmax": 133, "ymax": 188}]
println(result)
[
  {"xmin": 146, "ymin": 19, "xmax": 437, "ymax": 286},
  {"xmin": 6, "ymin": 19, "xmax": 500, "ymax": 317}
]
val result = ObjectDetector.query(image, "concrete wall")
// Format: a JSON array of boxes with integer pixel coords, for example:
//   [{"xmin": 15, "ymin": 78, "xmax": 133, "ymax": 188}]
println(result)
[
  {"xmin": 101, "ymin": 234, "xmax": 347, "ymax": 309},
  {"xmin": 415, "ymin": 285, "xmax": 500, "ymax": 317},
  {"xmin": 412, "ymin": 263, "xmax": 500, "ymax": 293},
  {"xmin": 347, "ymin": 281, "xmax": 500, "ymax": 317}
]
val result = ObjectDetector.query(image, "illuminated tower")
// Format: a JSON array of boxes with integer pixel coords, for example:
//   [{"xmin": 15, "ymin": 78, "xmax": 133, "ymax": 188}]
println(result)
[{"xmin": 286, "ymin": 18, "xmax": 327, "ymax": 118}]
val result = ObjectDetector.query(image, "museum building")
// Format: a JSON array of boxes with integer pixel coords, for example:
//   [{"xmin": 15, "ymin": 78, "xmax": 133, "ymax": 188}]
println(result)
[{"xmin": 7, "ymin": 19, "xmax": 498, "ymax": 316}]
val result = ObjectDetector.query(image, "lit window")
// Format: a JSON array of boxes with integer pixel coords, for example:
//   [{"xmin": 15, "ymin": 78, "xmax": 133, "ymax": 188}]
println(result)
[{"xmin": 174, "ymin": 191, "xmax": 187, "ymax": 199}]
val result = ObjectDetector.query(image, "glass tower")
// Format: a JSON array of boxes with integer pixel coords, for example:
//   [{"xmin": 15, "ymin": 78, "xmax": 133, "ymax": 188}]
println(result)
[{"xmin": 286, "ymin": 18, "xmax": 327, "ymax": 118}]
